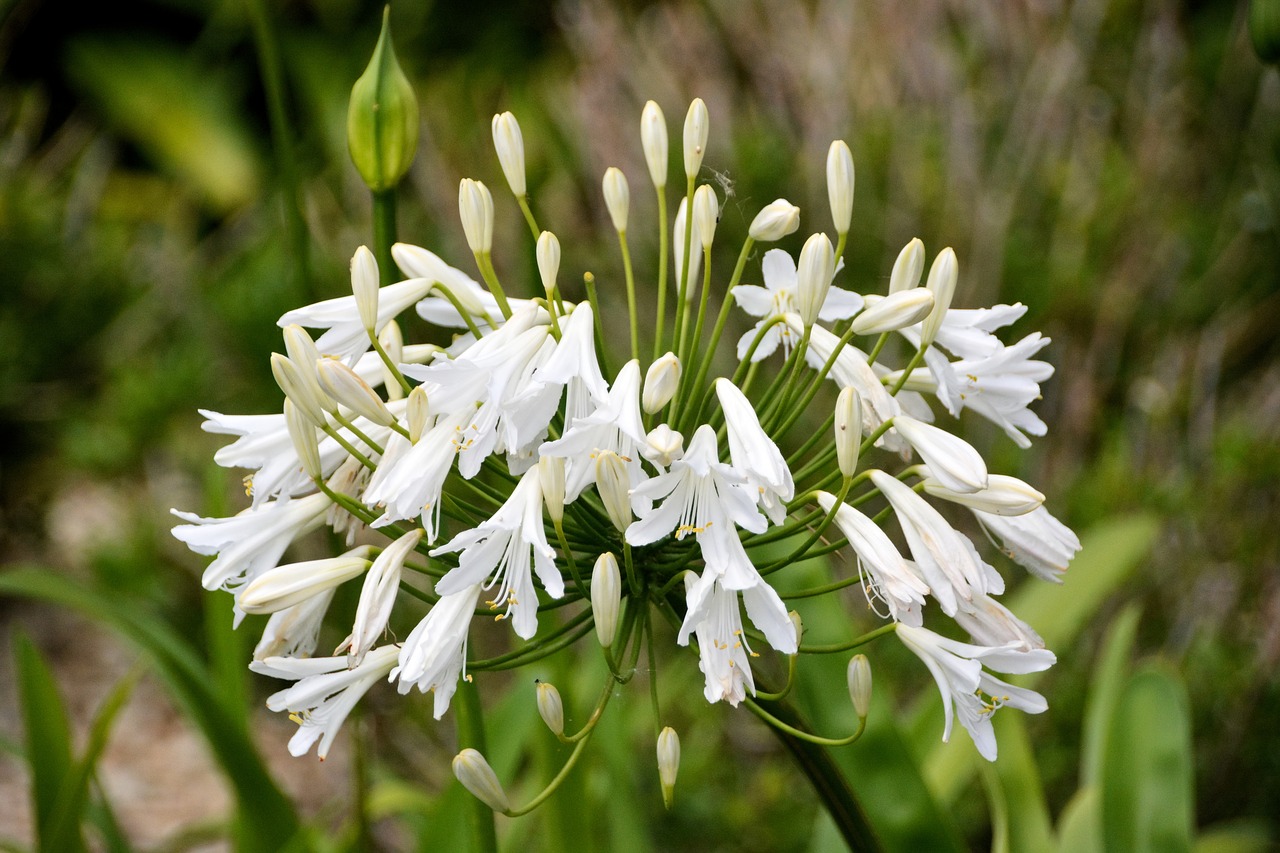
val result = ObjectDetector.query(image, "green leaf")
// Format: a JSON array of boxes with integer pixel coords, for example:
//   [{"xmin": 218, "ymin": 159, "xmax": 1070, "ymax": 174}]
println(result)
[
  {"xmin": 1081, "ymin": 605, "xmax": 1142, "ymax": 787},
  {"xmin": 984, "ymin": 712, "xmax": 1055, "ymax": 853},
  {"xmin": 1057, "ymin": 787, "xmax": 1102, "ymax": 853},
  {"xmin": 1194, "ymin": 820, "xmax": 1273, "ymax": 853},
  {"xmin": 1101, "ymin": 665, "xmax": 1195, "ymax": 853}
]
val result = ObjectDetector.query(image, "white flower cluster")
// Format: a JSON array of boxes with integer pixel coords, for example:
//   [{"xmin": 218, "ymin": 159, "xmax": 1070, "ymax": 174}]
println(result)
[{"xmin": 173, "ymin": 98, "xmax": 1079, "ymax": 775}]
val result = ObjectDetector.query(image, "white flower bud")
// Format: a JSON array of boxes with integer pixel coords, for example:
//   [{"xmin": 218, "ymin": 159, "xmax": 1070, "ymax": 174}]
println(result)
[
  {"xmin": 847, "ymin": 654, "xmax": 872, "ymax": 719},
  {"xmin": 795, "ymin": 232, "xmax": 836, "ymax": 328},
  {"xmin": 826, "ymin": 140, "xmax": 855, "ymax": 235},
  {"xmin": 602, "ymin": 167, "xmax": 630, "ymax": 233},
  {"xmin": 406, "ymin": 386, "xmax": 429, "ymax": 443},
  {"xmin": 748, "ymin": 199, "xmax": 801, "ymax": 242},
  {"xmin": 282, "ymin": 325, "xmax": 333, "ymax": 414},
  {"xmin": 672, "ymin": 198, "xmax": 702, "ymax": 290},
  {"xmin": 920, "ymin": 247, "xmax": 958, "ymax": 347},
  {"xmin": 271, "ymin": 353, "xmax": 328, "ymax": 427},
  {"xmin": 693, "ymin": 184, "xmax": 718, "ymax": 251},
  {"xmin": 889, "ymin": 238, "xmax": 925, "ymax": 294},
  {"xmin": 851, "ymin": 289, "xmax": 935, "ymax": 335},
  {"xmin": 894, "ymin": 414, "xmax": 987, "ymax": 494},
  {"xmin": 834, "ymin": 386, "xmax": 862, "ymax": 478},
  {"xmin": 921, "ymin": 474, "xmax": 1044, "ymax": 516},
  {"xmin": 789, "ymin": 610, "xmax": 804, "ymax": 650},
  {"xmin": 537, "ymin": 456, "xmax": 565, "ymax": 523},
  {"xmin": 536, "ymin": 231, "xmax": 560, "ymax": 296},
  {"xmin": 452, "ymin": 749, "xmax": 511, "ymax": 813},
  {"xmin": 643, "ymin": 424, "xmax": 684, "ymax": 468},
  {"xmin": 591, "ymin": 552, "xmax": 621, "ymax": 647},
  {"xmin": 657, "ymin": 726, "xmax": 681, "ymax": 810},
  {"xmin": 284, "ymin": 399, "xmax": 322, "ymax": 480},
  {"xmin": 595, "ymin": 451, "xmax": 632, "ymax": 533},
  {"xmin": 535, "ymin": 681, "xmax": 565, "ymax": 736},
  {"xmin": 315, "ymin": 358, "xmax": 395, "ymax": 427},
  {"xmin": 239, "ymin": 550, "xmax": 371, "ymax": 614},
  {"xmin": 641, "ymin": 101, "xmax": 668, "ymax": 189},
  {"xmin": 458, "ymin": 178, "xmax": 494, "ymax": 254},
  {"xmin": 351, "ymin": 245, "xmax": 380, "ymax": 331},
  {"xmin": 643, "ymin": 352, "xmax": 682, "ymax": 414},
  {"xmin": 683, "ymin": 98, "xmax": 709, "ymax": 179},
  {"xmin": 378, "ymin": 320, "xmax": 405, "ymax": 401},
  {"xmin": 491, "ymin": 111, "xmax": 526, "ymax": 197}
]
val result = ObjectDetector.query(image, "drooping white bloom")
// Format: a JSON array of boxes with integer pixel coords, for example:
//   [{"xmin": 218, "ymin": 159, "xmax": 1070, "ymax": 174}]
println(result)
[
  {"xmin": 278, "ymin": 278, "xmax": 433, "ymax": 364},
  {"xmin": 975, "ymin": 505, "xmax": 1081, "ymax": 583},
  {"xmin": 345, "ymin": 528, "xmax": 424, "ymax": 665},
  {"xmin": 893, "ymin": 415, "xmax": 988, "ymax": 494},
  {"xmin": 362, "ymin": 409, "xmax": 469, "ymax": 537},
  {"xmin": 432, "ymin": 467, "xmax": 562, "ymax": 639},
  {"xmin": 715, "ymin": 378, "xmax": 794, "ymax": 524},
  {"xmin": 239, "ymin": 549, "xmax": 372, "ymax": 615},
  {"xmin": 253, "ymin": 588, "xmax": 335, "ymax": 661},
  {"xmin": 735, "ymin": 250, "xmax": 861, "ymax": 361},
  {"xmin": 921, "ymin": 471, "xmax": 1044, "ymax": 516},
  {"xmin": 816, "ymin": 492, "xmax": 928, "ymax": 625},
  {"xmin": 392, "ymin": 583, "xmax": 482, "ymax": 718},
  {"xmin": 897, "ymin": 624, "xmax": 1053, "ymax": 761},
  {"xmin": 171, "ymin": 492, "xmax": 331, "ymax": 593},
  {"xmin": 253, "ymin": 645, "xmax": 400, "ymax": 759},
  {"xmin": 533, "ymin": 302, "xmax": 609, "ymax": 431},
  {"xmin": 391, "ymin": 243, "xmax": 506, "ymax": 330},
  {"xmin": 954, "ymin": 592, "xmax": 1046, "ymax": 652}
]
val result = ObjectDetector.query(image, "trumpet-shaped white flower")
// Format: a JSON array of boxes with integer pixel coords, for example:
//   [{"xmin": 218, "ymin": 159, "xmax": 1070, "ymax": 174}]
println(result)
[
  {"xmin": 362, "ymin": 409, "xmax": 469, "ymax": 538},
  {"xmin": 392, "ymin": 583, "xmax": 483, "ymax": 718},
  {"xmin": 239, "ymin": 549, "xmax": 372, "ymax": 615},
  {"xmin": 897, "ymin": 624, "xmax": 1053, "ymax": 761},
  {"xmin": 345, "ymin": 528, "xmax": 424, "ymax": 665},
  {"xmin": 816, "ymin": 492, "xmax": 927, "ymax": 625},
  {"xmin": 893, "ymin": 415, "xmax": 988, "ymax": 494},
  {"xmin": 734, "ymin": 250, "xmax": 861, "ymax": 361},
  {"xmin": 921, "ymin": 471, "xmax": 1044, "ymax": 516},
  {"xmin": 279, "ymin": 278, "xmax": 434, "ymax": 363},
  {"xmin": 432, "ymin": 467, "xmax": 561, "ymax": 639},
  {"xmin": 253, "ymin": 588, "xmax": 335, "ymax": 661},
  {"xmin": 954, "ymin": 592, "xmax": 1046, "ymax": 652},
  {"xmin": 532, "ymin": 303, "xmax": 609, "ymax": 431},
  {"xmin": 392, "ymin": 243, "xmax": 507, "ymax": 331},
  {"xmin": 715, "ymin": 379, "xmax": 794, "ymax": 524},
  {"xmin": 975, "ymin": 505, "xmax": 1081, "ymax": 583}
]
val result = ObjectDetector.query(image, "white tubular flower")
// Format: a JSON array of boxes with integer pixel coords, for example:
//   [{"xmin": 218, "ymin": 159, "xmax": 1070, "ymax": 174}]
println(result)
[
  {"xmin": 749, "ymin": 199, "xmax": 801, "ymax": 242},
  {"xmin": 595, "ymin": 450, "xmax": 633, "ymax": 533},
  {"xmin": 431, "ymin": 467, "xmax": 562, "ymax": 640},
  {"xmin": 602, "ymin": 167, "xmax": 629, "ymax": 233},
  {"xmin": 920, "ymin": 247, "xmax": 959, "ymax": 347},
  {"xmin": 852, "ymin": 289, "xmax": 935, "ymax": 335},
  {"xmin": 834, "ymin": 387, "xmax": 862, "ymax": 478},
  {"xmin": 893, "ymin": 415, "xmax": 988, "ymax": 494},
  {"xmin": 714, "ymin": 378, "xmax": 795, "ymax": 524},
  {"xmin": 954, "ymin": 592, "xmax": 1046, "ymax": 652},
  {"xmin": 795, "ymin": 233, "xmax": 836, "ymax": 328},
  {"xmin": 453, "ymin": 748, "xmax": 511, "ymax": 813},
  {"xmin": 351, "ymin": 245, "xmax": 380, "ymax": 331},
  {"xmin": 797, "ymin": 321, "xmax": 907, "ymax": 454},
  {"xmin": 533, "ymin": 302, "xmax": 609, "ymax": 430},
  {"xmin": 591, "ymin": 552, "xmax": 621, "ymax": 647},
  {"xmin": 362, "ymin": 410, "xmax": 467, "ymax": 538},
  {"xmin": 459, "ymin": 178, "xmax": 495, "ymax": 254},
  {"xmin": 869, "ymin": 470, "xmax": 1001, "ymax": 616},
  {"xmin": 641, "ymin": 100, "xmax": 668, "ymax": 189},
  {"xmin": 816, "ymin": 492, "xmax": 928, "ymax": 625},
  {"xmin": 643, "ymin": 352, "xmax": 682, "ymax": 414},
  {"xmin": 536, "ymin": 682, "xmax": 565, "ymax": 736},
  {"xmin": 642, "ymin": 424, "xmax": 684, "ymax": 469},
  {"xmin": 889, "ymin": 238, "xmax": 925, "ymax": 294},
  {"xmin": 252, "ymin": 645, "xmax": 399, "ymax": 759},
  {"xmin": 975, "ymin": 505, "xmax": 1081, "ymax": 583},
  {"xmin": 346, "ymin": 528, "xmax": 423, "ymax": 665},
  {"xmin": 239, "ymin": 549, "xmax": 372, "ymax": 615},
  {"xmin": 734, "ymin": 250, "xmax": 861, "ymax": 362},
  {"xmin": 253, "ymin": 587, "xmax": 335, "ymax": 661},
  {"xmin": 171, "ymin": 492, "xmax": 331, "ymax": 593},
  {"xmin": 826, "ymin": 140, "xmax": 855, "ymax": 235},
  {"xmin": 672, "ymin": 197, "xmax": 702, "ymax": 290},
  {"xmin": 683, "ymin": 97, "xmax": 709, "ymax": 179},
  {"xmin": 392, "ymin": 583, "xmax": 482, "ymax": 718},
  {"xmin": 491, "ymin": 111, "xmax": 526, "ymax": 197},
  {"xmin": 693, "ymin": 184, "xmax": 718, "ymax": 250},
  {"xmin": 536, "ymin": 231, "xmax": 560, "ymax": 296},
  {"xmin": 203, "ymin": 407, "xmax": 339, "ymax": 505},
  {"xmin": 897, "ymin": 624, "xmax": 1054, "ymax": 761},
  {"xmin": 391, "ymin": 243, "xmax": 509, "ymax": 329},
  {"xmin": 922, "ymin": 472, "xmax": 1044, "ymax": 516},
  {"xmin": 279, "ymin": 278, "xmax": 434, "ymax": 364},
  {"xmin": 315, "ymin": 357, "xmax": 395, "ymax": 427}
]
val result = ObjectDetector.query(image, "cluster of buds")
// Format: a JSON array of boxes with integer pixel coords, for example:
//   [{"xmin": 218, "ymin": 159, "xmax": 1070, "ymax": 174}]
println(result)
[{"xmin": 173, "ymin": 89, "xmax": 1078, "ymax": 813}]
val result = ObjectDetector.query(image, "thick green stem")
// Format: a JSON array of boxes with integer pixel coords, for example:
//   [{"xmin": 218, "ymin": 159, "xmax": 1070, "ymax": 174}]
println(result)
[
  {"xmin": 372, "ymin": 189, "xmax": 398, "ymax": 286},
  {"xmin": 454, "ymin": 680, "xmax": 499, "ymax": 853}
]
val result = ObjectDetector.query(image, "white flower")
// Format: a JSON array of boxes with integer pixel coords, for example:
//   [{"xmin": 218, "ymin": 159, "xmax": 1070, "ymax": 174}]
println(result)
[
  {"xmin": 893, "ymin": 415, "xmax": 988, "ymax": 494},
  {"xmin": 816, "ymin": 492, "xmax": 927, "ymax": 625},
  {"xmin": 253, "ymin": 588, "xmax": 335, "ymax": 661},
  {"xmin": 748, "ymin": 199, "xmax": 800, "ymax": 242},
  {"xmin": 641, "ymin": 424, "xmax": 684, "ymax": 469},
  {"xmin": 672, "ymin": 197, "xmax": 703, "ymax": 292},
  {"xmin": 392, "ymin": 243, "xmax": 507, "ymax": 330},
  {"xmin": 796, "ymin": 319, "xmax": 907, "ymax": 454},
  {"xmin": 278, "ymin": 278, "xmax": 433, "ymax": 363},
  {"xmin": 345, "ymin": 528, "xmax": 424, "ymax": 665},
  {"xmin": 975, "ymin": 505, "xmax": 1081, "ymax": 583},
  {"xmin": 362, "ymin": 409, "xmax": 469, "ymax": 538},
  {"xmin": 532, "ymin": 303, "xmax": 609, "ymax": 431},
  {"xmin": 714, "ymin": 378, "xmax": 794, "ymax": 524},
  {"xmin": 431, "ymin": 467, "xmax": 562, "ymax": 639},
  {"xmin": 921, "ymin": 472, "xmax": 1044, "ymax": 516},
  {"xmin": 954, "ymin": 592, "xmax": 1046, "ymax": 652},
  {"xmin": 734, "ymin": 250, "xmax": 861, "ymax": 361},
  {"xmin": 392, "ymin": 583, "xmax": 482, "ymax": 718},
  {"xmin": 239, "ymin": 549, "xmax": 371, "ymax": 615},
  {"xmin": 897, "ymin": 624, "xmax": 1053, "ymax": 761},
  {"xmin": 252, "ymin": 645, "xmax": 400, "ymax": 759}
]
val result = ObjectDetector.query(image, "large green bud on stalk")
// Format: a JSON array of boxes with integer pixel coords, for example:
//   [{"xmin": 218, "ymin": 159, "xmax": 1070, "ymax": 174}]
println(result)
[
  {"xmin": 348, "ymin": 7, "xmax": 419, "ymax": 191},
  {"xmin": 1252, "ymin": 0, "xmax": 1280, "ymax": 64}
]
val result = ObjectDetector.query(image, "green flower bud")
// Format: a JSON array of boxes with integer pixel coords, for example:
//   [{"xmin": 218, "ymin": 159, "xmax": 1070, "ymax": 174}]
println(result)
[{"xmin": 348, "ymin": 9, "xmax": 419, "ymax": 192}]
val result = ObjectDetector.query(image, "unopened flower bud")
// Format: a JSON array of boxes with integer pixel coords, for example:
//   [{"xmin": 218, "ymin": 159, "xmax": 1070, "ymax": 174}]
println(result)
[
  {"xmin": 672, "ymin": 198, "xmax": 702, "ymax": 290},
  {"xmin": 683, "ymin": 98, "xmax": 708, "ymax": 179},
  {"xmin": 834, "ymin": 386, "xmax": 863, "ymax": 478},
  {"xmin": 406, "ymin": 386, "xmax": 429, "ymax": 443},
  {"xmin": 894, "ymin": 414, "xmax": 987, "ymax": 494},
  {"xmin": 602, "ymin": 167, "xmax": 630, "ymax": 233},
  {"xmin": 643, "ymin": 353, "xmax": 682, "ymax": 414},
  {"xmin": 347, "ymin": 9, "xmax": 418, "ymax": 192},
  {"xmin": 491, "ymin": 111, "xmax": 526, "ymax": 197},
  {"xmin": 826, "ymin": 140, "xmax": 855, "ymax": 236},
  {"xmin": 889, "ymin": 238, "xmax": 925, "ymax": 294},
  {"xmin": 591, "ymin": 552, "xmax": 621, "ymax": 647},
  {"xmin": 641, "ymin": 101, "xmax": 668, "ymax": 189},
  {"xmin": 851, "ymin": 289, "xmax": 935, "ymax": 335},
  {"xmin": 643, "ymin": 424, "xmax": 684, "ymax": 468},
  {"xmin": 693, "ymin": 184, "xmax": 718, "ymax": 251},
  {"xmin": 921, "ymin": 474, "xmax": 1044, "ymax": 516},
  {"xmin": 536, "ymin": 231, "xmax": 560, "ymax": 297},
  {"xmin": 459, "ymin": 178, "xmax": 494, "ymax": 254},
  {"xmin": 535, "ymin": 681, "xmax": 564, "ymax": 736},
  {"xmin": 595, "ymin": 451, "xmax": 632, "ymax": 533},
  {"xmin": 316, "ymin": 358, "xmax": 395, "ymax": 427},
  {"xmin": 348, "ymin": 528, "xmax": 422, "ymax": 665},
  {"xmin": 748, "ymin": 199, "xmax": 801, "ymax": 242},
  {"xmin": 284, "ymin": 399, "xmax": 322, "ymax": 480},
  {"xmin": 282, "ymin": 325, "xmax": 333, "ymax": 414},
  {"xmin": 351, "ymin": 246, "xmax": 380, "ymax": 331},
  {"xmin": 920, "ymin": 248, "xmax": 958, "ymax": 347},
  {"xmin": 538, "ymin": 456, "xmax": 565, "ymax": 523},
  {"xmin": 657, "ymin": 726, "xmax": 681, "ymax": 809},
  {"xmin": 452, "ymin": 748, "xmax": 510, "ymax": 813},
  {"xmin": 379, "ymin": 320, "xmax": 405, "ymax": 401},
  {"xmin": 789, "ymin": 610, "xmax": 804, "ymax": 650},
  {"xmin": 271, "ymin": 353, "xmax": 328, "ymax": 427},
  {"xmin": 240, "ymin": 551, "xmax": 371, "ymax": 615},
  {"xmin": 795, "ymin": 232, "xmax": 836, "ymax": 328},
  {"xmin": 847, "ymin": 654, "xmax": 872, "ymax": 719}
]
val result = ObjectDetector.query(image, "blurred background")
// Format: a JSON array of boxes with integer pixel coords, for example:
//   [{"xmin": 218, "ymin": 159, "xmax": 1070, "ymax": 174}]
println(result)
[{"xmin": 1, "ymin": 0, "xmax": 1278, "ymax": 850}]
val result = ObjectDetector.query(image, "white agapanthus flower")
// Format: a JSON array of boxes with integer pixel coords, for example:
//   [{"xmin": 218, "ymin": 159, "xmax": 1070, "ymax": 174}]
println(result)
[{"xmin": 735, "ymin": 249, "xmax": 862, "ymax": 361}]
